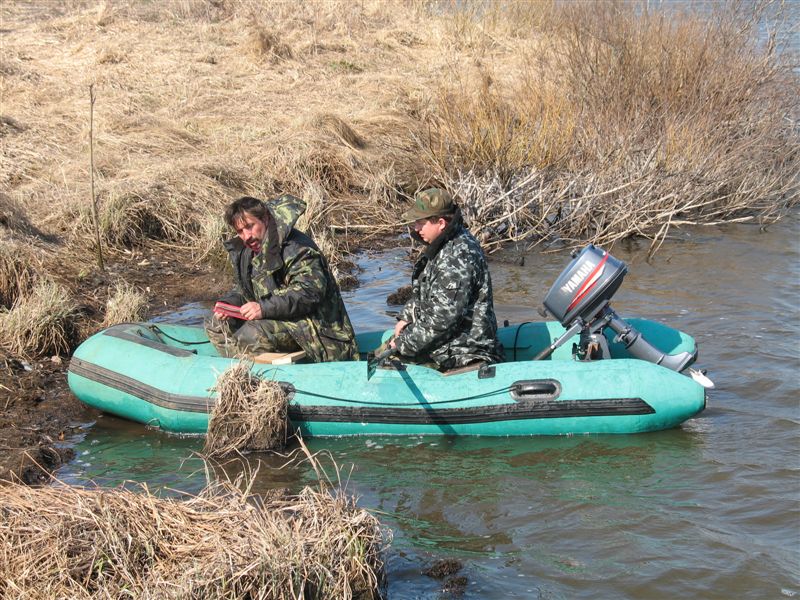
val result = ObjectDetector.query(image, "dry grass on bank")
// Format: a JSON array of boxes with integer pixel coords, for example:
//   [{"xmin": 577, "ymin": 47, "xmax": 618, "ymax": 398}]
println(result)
[
  {"xmin": 0, "ymin": 239, "xmax": 39, "ymax": 309},
  {"xmin": 205, "ymin": 362, "xmax": 289, "ymax": 457},
  {"xmin": 427, "ymin": 2, "xmax": 799, "ymax": 251},
  {"xmin": 0, "ymin": 280, "xmax": 79, "ymax": 359},
  {"xmin": 0, "ymin": 475, "xmax": 387, "ymax": 600},
  {"xmin": 102, "ymin": 279, "xmax": 148, "ymax": 326},
  {"xmin": 0, "ymin": 0, "xmax": 796, "ymax": 267}
]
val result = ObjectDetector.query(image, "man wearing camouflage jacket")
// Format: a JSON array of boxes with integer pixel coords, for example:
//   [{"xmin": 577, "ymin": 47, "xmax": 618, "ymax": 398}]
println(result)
[
  {"xmin": 206, "ymin": 195, "xmax": 358, "ymax": 362},
  {"xmin": 390, "ymin": 188, "xmax": 504, "ymax": 370}
]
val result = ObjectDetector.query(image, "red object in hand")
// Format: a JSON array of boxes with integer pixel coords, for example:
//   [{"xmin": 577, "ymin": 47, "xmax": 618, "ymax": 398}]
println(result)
[{"xmin": 214, "ymin": 301, "xmax": 245, "ymax": 320}]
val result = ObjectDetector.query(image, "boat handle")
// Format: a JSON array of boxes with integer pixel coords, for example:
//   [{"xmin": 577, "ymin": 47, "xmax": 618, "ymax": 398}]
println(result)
[{"xmin": 510, "ymin": 380, "xmax": 560, "ymax": 401}]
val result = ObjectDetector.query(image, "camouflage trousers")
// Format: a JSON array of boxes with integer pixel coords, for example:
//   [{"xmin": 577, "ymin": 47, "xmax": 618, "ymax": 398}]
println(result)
[{"xmin": 205, "ymin": 315, "xmax": 301, "ymax": 358}]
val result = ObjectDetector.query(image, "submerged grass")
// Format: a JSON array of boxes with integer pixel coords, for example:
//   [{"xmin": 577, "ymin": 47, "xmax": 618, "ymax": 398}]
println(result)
[{"xmin": 0, "ymin": 473, "xmax": 387, "ymax": 599}]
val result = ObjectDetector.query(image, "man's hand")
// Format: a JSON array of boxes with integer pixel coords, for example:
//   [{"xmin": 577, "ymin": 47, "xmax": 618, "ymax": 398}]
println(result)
[
  {"xmin": 394, "ymin": 319, "xmax": 409, "ymax": 338},
  {"xmin": 240, "ymin": 302, "xmax": 263, "ymax": 320},
  {"xmin": 389, "ymin": 320, "xmax": 410, "ymax": 349}
]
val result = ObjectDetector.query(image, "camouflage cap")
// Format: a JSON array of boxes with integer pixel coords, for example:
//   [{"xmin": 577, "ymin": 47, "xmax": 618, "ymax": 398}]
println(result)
[{"xmin": 401, "ymin": 188, "xmax": 456, "ymax": 222}]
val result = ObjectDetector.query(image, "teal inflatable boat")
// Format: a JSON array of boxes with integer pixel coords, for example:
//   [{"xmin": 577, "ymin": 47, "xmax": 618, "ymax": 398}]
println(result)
[
  {"xmin": 67, "ymin": 246, "xmax": 710, "ymax": 436},
  {"xmin": 67, "ymin": 318, "xmax": 706, "ymax": 436}
]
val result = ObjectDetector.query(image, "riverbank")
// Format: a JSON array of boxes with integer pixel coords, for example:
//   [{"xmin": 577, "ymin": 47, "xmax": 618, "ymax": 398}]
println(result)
[
  {"xmin": 1, "ymin": 1, "xmax": 797, "ymax": 478},
  {"xmin": 0, "ymin": 249, "xmax": 222, "ymax": 482}
]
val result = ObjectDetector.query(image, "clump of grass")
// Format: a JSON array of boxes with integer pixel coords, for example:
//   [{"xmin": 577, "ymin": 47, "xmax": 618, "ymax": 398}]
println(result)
[
  {"xmin": 205, "ymin": 362, "xmax": 289, "ymax": 457},
  {"xmin": 0, "ymin": 193, "xmax": 33, "ymax": 234},
  {"xmin": 102, "ymin": 280, "xmax": 148, "ymax": 326},
  {"xmin": 311, "ymin": 113, "xmax": 366, "ymax": 150},
  {"xmin": 0, "ymin": 239, "xmax": 38, "ymax": 308},
  {"xmin": 0, "ymin": 280, "xmax": 79, "ymax": 359},
  {"xmin": 0, "ymin": 475, "xmax": 387, "ymax": 599},
  {"xmin": 247, "ymin": 25, "xmax": 294, "ymax": 61},
  {"xmin": 195, "ymin": 212, "xmax": 230, "ymax": 267}
]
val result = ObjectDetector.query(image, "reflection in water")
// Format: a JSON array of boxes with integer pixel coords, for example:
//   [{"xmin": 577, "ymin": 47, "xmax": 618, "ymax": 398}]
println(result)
[{"xmin": 61, "ymin": 215, "xmax": 800, "ymax": 599}]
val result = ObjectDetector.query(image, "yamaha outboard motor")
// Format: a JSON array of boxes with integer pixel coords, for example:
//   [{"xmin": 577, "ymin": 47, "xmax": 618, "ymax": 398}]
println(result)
[{"xmin": 537, "ymin": 245, "xmax": 696, "ymax": 372}]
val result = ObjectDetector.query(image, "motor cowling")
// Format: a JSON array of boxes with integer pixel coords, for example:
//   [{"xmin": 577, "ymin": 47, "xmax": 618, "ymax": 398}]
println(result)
[
  {"xmin": 540, "ymin": 245, "xmax": 695, "ymax": 372},
  {"xmin": 543, "ymin": 244, "xmax": 627, "ymax": 327}
]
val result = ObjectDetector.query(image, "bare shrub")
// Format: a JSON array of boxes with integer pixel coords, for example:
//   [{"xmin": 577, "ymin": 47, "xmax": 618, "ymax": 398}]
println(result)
[
  {"xmin": 205, "ymin": 362, "xmax": 289, "ymax": 457},
  {"xmin": 102, "ymin": 280, "xmax": 148, "ymax": 326},
  {"xmin": 424, "ymin": 1, "xmax": 799, "ymax": 251},
  {"xmin": 0, "ymin": 280, "xmax": 79, "ymax": 358},
  {"xmin": 0, "ymin": 475, "xmax": 387, "ymax": 599}
]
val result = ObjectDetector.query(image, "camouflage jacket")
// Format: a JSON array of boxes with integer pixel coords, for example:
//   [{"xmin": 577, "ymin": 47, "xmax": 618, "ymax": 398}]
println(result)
[
  {"xmin": 396, "ymin": 210, "xmax": 504, "ymax": 369},
  {"xmin": 220, "ymin": 194, "xmax": 358, "ymax": 363}
]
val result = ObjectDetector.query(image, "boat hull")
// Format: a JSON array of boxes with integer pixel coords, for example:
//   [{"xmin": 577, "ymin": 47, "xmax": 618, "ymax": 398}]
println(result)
[{"xmin": 67, "ymin": 322, "xmax": 706, "ymax": 436}]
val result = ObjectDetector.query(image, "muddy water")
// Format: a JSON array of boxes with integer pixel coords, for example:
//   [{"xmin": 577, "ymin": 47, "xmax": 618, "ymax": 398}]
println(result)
[{"xmin": 60, "ymin": 215, "xmax": 799, "ymax": 599}]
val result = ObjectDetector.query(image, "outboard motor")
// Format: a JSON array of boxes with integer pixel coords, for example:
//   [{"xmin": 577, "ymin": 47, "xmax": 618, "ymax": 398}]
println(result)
[{"xmin": 537, "ymin": 245, "xmax": 696, "ymax": 373}]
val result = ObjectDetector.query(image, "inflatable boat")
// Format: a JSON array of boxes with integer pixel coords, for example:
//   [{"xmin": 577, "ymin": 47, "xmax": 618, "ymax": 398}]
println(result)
[{"xmin": 67, "ymin": 246, "xmax": 710, "ymax": 437}]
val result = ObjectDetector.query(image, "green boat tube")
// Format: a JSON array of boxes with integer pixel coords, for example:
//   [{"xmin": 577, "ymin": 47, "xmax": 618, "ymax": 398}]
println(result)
[{"xmin": 67, "ymin": 319, "xmax": 707, "ymax": 436}]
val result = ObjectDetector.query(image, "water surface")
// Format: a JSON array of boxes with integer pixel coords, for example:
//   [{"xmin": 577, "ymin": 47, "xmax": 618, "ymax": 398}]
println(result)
[{"xmin": 61, "ymin": 216, "xmax": 800, "ymax": 599}]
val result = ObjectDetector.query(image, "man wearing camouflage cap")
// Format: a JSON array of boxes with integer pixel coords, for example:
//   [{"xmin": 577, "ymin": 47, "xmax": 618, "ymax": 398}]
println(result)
[
  {"xmin": 206, "ymin": 194, "xmax": 358, "ymax": 362},
  {"xmin": 388, "ymin": 187, "xmax": 504, "ymax": 370}
]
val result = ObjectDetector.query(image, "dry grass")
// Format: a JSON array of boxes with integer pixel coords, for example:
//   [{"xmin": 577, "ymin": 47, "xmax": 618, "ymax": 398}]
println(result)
[
  {"xmin": 424, "ymin": 2, "xmax": 799, "ymax": 251},
  {"xmin": 205, "ymin": 362, "xmax": 289, "ymax": 458},
  {"xmin": 0, "ymin": 280, "xmax": 80, "ymax": 359},
  {"xmin": 0, "ymin": 239, "xmax": 39, "ymax": 308},
  {"xmin": 0, "ymin": 474, "xmax": 387, "ymax": 599},
  {"xmin": 0, "ymin": 0, "xmax": 795, "ymax": 271},
  {"xmin": 102, "ymin": 279, "xmax": 148, "ymax": 326}
]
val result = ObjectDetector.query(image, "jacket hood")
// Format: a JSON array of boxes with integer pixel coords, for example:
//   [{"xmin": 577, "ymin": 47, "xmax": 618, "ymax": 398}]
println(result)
[{"xmin": 263, "ymin": 194, "xmax": 306, "ymax": 246}]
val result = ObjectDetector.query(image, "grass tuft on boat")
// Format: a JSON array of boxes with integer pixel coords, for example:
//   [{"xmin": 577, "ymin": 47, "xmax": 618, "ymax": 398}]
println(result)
[{"xmin": 205, "ymin": 362, "xmax": 289, "ymax": 457}]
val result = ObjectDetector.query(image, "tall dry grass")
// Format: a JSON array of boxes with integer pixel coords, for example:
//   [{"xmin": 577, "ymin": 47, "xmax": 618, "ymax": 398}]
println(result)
[
  {"xmin": 0, "ymin": 239, "xmax": 39, "ymax": 309},
  {"xmin": 0, "ymin": 280, "xmax": 80, "ymax": 358},
  {"xmin": 424, "ymin": 1, "xmax": 799, "ymax": 251},
  {"xmin": 0, "ymin": 0, "xmax": 796, "ymax": 270},
  {"xmin": 0, "ymin": 473, "xmax": 387, "ymax": 599},
  {"xmin": 205, "ymin": 362, "xmax": 289, "ymax": 457},
  {"xmin": 102, "ymin": 279, "xmax": 148, "ymax": 326}
]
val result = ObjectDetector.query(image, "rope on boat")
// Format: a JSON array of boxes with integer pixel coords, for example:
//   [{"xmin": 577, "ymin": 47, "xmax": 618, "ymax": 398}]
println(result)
[
  {"xmin": 286, "ymin": 385, "xmax": 515, "ymax": 407},
  {"xmin": 512, "ymin": 322, "xmax": 532, "ymax": 361},
  {"xmin": 147, "ymin": 324, "xmax": 211, "ymax": 345}
]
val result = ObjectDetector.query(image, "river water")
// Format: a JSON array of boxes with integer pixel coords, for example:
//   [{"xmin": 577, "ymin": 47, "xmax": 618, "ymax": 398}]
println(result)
[{"xmin": 59, "ymin": 214, "xmax": 799, "ymax": 599}]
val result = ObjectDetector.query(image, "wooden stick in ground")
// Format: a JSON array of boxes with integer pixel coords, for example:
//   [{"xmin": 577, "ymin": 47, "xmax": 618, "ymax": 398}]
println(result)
[{"xmin": 88, "ymin": 84, "xmax": 104, "ymax": 272}]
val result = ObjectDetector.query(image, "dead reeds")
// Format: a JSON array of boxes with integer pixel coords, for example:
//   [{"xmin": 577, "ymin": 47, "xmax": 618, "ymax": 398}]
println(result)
[
  {"xmin": 102, "ymin": 279, "xmax": 148, "ymax": 326},
  {"xmin": 0, "ymin": 280, "xmax": 79, "ymax": 359},
  {"xmin": 205, "ymin": 362, "xmax": 289, "ymax": 457},
  {"xmin": 424, "ymin": 1, "xmax": 799, "ymax": 251},
  {"xmin": 0, "ymin": 0, "xmax": 795, "ymax": 286},
  {"xmin": 0, "ymin": 475, "xmax": 387, "ymax": 599}
]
